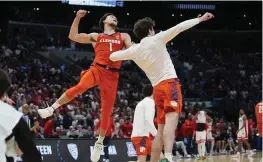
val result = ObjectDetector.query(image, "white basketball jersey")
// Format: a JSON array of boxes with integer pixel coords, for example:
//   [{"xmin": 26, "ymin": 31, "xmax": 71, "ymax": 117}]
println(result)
[
  {"xmin": 197, "ymin": 111, "xmax": 206, "ymax": 123},
  {"xmin": 238, "ymin": 115, "xmax": 248, "ymax": 131}
]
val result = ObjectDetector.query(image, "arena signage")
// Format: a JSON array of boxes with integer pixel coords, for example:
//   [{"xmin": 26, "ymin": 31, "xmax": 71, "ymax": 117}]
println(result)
[{"xmin": 17, "ymin": 139, "xmax": 137, "ymax": 162}]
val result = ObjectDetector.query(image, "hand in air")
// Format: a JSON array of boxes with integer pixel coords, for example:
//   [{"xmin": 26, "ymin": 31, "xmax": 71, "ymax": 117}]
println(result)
[
  {"xmin": 198, "ymin": 12, "xmax": 214, "ymax": 22},
  {"xmin": 76, "ymin": 10, "xmax": 87, "ymax": 19}
]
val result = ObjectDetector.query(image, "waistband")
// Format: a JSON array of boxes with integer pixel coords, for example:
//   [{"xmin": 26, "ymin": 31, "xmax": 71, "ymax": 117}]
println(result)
[
  {"xmin": 131, "ymin": 136, "xmax": 149, "ymax": 140},
  {"xmin": 154, "ymin": 78, "xmax": 179, "ymax": 87},
  {"xmin": 95, "ymin": 62, "xmax": 119, "ymax": 72}
]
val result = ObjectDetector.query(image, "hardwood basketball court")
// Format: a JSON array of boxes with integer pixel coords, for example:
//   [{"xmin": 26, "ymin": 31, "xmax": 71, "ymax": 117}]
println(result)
[{"xmin": 127, "ymin": 152, "xmax": 262, "ymax": 162}]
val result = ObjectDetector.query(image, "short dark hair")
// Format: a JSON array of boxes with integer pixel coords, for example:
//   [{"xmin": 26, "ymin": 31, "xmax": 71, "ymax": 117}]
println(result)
[
  {"xmin": 0, "ymin": 69, "xmax": 11, "ymax": 98},
  {"xmin": 99, "ymin": 13, "xmax": 115, "ymax": 30},
  {"xmin": 133, "ymin": 17, "xmax": 155, "ymax": 40},
  {"xmin": 142, "ymin": 84, "xmax": 153, "ymax": 97}
]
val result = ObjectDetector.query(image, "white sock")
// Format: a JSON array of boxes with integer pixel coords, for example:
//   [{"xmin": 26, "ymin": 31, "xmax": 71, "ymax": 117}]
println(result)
[
  {"xmin": 97, "ymin": 135, "xmax": 105, "ymax": 143},
  {"xmin": 164, "ymin": 153, "xmax": 173, "ymax": 161},
  {"xmin": 52, "ymin": 102, "xmax": 60, "ymax": 109}
]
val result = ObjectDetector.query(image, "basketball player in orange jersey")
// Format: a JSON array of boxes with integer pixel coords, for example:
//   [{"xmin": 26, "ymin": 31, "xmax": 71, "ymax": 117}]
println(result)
[
  {"xmin": 37, "ymin": 10, "xmax": 132, "ymax": 162},
  {"xmin": 255, "ymin": 101, "xmax": 262, "ymax": 137}
]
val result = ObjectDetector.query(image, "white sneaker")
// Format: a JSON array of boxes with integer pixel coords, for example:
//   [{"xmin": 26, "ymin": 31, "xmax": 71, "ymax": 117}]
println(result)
[
  {"xmin": 37, "ymin": 107, "xmax": 54, "ymax": 118},
  {"xmin": 247, "ymin": 151, "xmax": 255, "ymax": 157},
  {"xmin": 184, "ymin": 154, "xmax": 191, "ymax": 158},
  {"xmin": 90, "ymin": 141, "xmax": 103, "ymax": 162},
  {"xmin": 232, "ymin": 152, "xmax": 240, "ymax": 158}
]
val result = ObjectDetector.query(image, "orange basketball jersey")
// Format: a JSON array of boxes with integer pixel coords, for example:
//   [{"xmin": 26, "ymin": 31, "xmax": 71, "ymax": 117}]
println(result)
[
  {"xmin": 255, "ymin": 101, "xmax": 262, "ymax": 124},
  {"xmin": 94, "ymin": 32, "xmax": 124, "ymax": 69}
]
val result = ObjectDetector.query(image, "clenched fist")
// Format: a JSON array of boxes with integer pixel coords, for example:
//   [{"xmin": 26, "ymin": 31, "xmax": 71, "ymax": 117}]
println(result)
[
  {"xmin": 76, "ymin": 10, "xmax": 87, "ymax": 19},
  {"xmin": 198, "ymin": 12, "xmax": 214, "ymax": 22}
]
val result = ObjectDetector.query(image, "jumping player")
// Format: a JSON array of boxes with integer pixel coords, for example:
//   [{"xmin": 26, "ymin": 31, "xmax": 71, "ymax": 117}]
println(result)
[
  {"xmin": 37, "ymin": 10, "xmax": 132, "ymax": 162},
  {"xmin": 233, "ymin": 109, "xmax": 254, "ymax": 157},
  {"xmin": 110, "ymin": 12, "xmax": 214, "ymax": 162},
  {"xmin": 131, "ymin": 84, "xmax": 160, "ymax": 162},
  {"xmin": 255, "ymin": 101, "xmax": 262, "ymax": 138}
]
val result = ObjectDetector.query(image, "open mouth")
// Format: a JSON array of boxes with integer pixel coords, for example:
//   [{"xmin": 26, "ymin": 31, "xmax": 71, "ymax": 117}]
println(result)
[{"xmin": 113, "ymin": 19, "xmax": 117, "ymax": 23}]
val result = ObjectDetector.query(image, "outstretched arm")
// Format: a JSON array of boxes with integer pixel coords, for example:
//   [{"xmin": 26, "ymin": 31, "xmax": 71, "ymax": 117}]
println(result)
[
  {"xmin": 157, "ymin": 12, "xmax": 214, "ymax": 44},
  {"xmin": 110, "ymin": 44, "xmax": 136, "ymax": 61},
  {"xmin": 69, "ymin": 10, "xmax": 98, "ymax": 44}
]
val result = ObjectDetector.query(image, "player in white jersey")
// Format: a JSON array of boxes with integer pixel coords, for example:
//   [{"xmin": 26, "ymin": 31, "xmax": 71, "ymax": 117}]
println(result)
[
  {"xmin": 110, "ymin": 12, "xmax": 214, "ymax": 162},
  {"xmin": 131, "ymin": 84, "xmax": 160, "ymax": 162},
  {"xmin": 0, "ymin": 69, "xmax": 41, "ymax": 162},
  {"xmin": 233, "ymin": 109, "xmax": 254, "ymax": 157},
  {"xmin": 193, "ymin": 110, "xmax": 211, "ymax": 160},
  {"xmin": 206, "ymin": 118, "xmax": 215, "ymax": 155}
]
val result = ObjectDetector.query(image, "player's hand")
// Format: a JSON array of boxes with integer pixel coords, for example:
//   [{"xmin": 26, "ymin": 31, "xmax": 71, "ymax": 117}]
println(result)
[
  {"xmin": 76, "ymin": 10, "xmax": 87, "ymax": 19},
  {"xmin": 198, "ymin": 12, "xmax": 214, "ymax": 22}
]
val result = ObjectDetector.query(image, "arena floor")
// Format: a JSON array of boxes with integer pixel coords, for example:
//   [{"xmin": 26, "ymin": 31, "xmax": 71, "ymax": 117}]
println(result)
[{"xmin": 127, "ymin": 152, "xmax": 262, "ymax": 162}]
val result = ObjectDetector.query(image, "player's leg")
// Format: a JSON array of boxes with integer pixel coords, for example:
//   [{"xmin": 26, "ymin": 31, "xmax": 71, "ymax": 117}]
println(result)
[
  {"xmin": 151, "ymin": 90, "xmax": 165, "ymax": 162},
  {"xmin": 243, "ymin": 140, "xmax": 254, "ymax": 156},
  {"xmin": 200, "ymin": 131, "xmax": 206, "ymax": 158},
  {"xmin": 162, "ymin": 79, "xmax": 182, "ymax": 161},
  {"xmin": 91, "ymin": 76, "xmax": 118, "ymax": 162},
  {"xmin": 38, "ymin": 68, "xmax": 99, "ymax": 118},
  {"xmin": 150, "ymin": 124, "xmax": 164, "ymax": 162},
  {"xmin": 132, "ymin": 137, "xmax": 150, "ymax": 162},
  {"xmin": 150, "ymin": 106, "xmax": 165, "ymax": 162},
  {"xmin": 196, "ymin": 132, "xmax": 202, "ymax": 157},
  {"xmin": 163, "ymin": 112, "xmax": 179, "ymax": 161}
]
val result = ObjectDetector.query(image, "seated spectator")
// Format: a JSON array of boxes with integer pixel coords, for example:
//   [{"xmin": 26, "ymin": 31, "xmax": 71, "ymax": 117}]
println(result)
[{"xmin": 44, "ymin": 115, "xmax": 58, "ymax": 138}]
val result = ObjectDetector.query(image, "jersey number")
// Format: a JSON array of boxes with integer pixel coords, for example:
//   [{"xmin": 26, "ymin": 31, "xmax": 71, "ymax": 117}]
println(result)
[
  {"xmin": 259, "ymin": 105, "xmax": 262, "ymax": 113},
  {"xmin": 109, "ymin": 43, "xmax": 112, "ymax": 51}
]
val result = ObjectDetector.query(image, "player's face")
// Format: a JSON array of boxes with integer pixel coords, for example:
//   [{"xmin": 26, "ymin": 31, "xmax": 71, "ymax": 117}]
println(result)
[
  {"xmin": 239, "ymin": 109, "xmax": 244, "ymax": 115},
  {"xmin": 104, "ymin": 15, "xmax": 118, "ymax": 28}
]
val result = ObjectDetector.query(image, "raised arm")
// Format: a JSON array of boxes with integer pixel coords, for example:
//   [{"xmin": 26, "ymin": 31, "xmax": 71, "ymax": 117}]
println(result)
[
  {"xmin": 69, "ymin": 10, "xmax": 98, "ymax": 44},
  {"xmin": 121, "ymin": 33, "xmax": 133, "ymax": 49},
  {"xmin": 157, "ymin": 12, "xmax": 214, "ymax": 44}
]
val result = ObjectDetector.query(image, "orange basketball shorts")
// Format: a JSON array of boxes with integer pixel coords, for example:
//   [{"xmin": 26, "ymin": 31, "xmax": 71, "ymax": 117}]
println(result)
[
  {"xmin": 131, "ymin": 136, "xmax": 152, "ymax": 156},
  {"xmin": 153, "ymin": 78, "xmax": 182, "ymax": 124},
  {"xmin": 65, "ymin": 64, "xmax": 119, "ymax": 131}
]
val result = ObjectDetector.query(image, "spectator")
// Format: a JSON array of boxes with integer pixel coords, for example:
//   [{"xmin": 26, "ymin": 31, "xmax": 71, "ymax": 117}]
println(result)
[
  {"xmin": 63, "ymin": 111, "xmax": 73, "ymax": 129},
  {"xmin": 44, "ymin": 115, "xmax": 57, "ymax": 138},
  {"xmin": 86, "ymin": 126, "xmax": 94, "ymax": 138},
  {"xmin": 120, "ymin": 117, "xmax": 133, "ymax": 138},
  {"xmin": 86, "ymin": 113, "xmax": 94, "ymax": 128}
]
